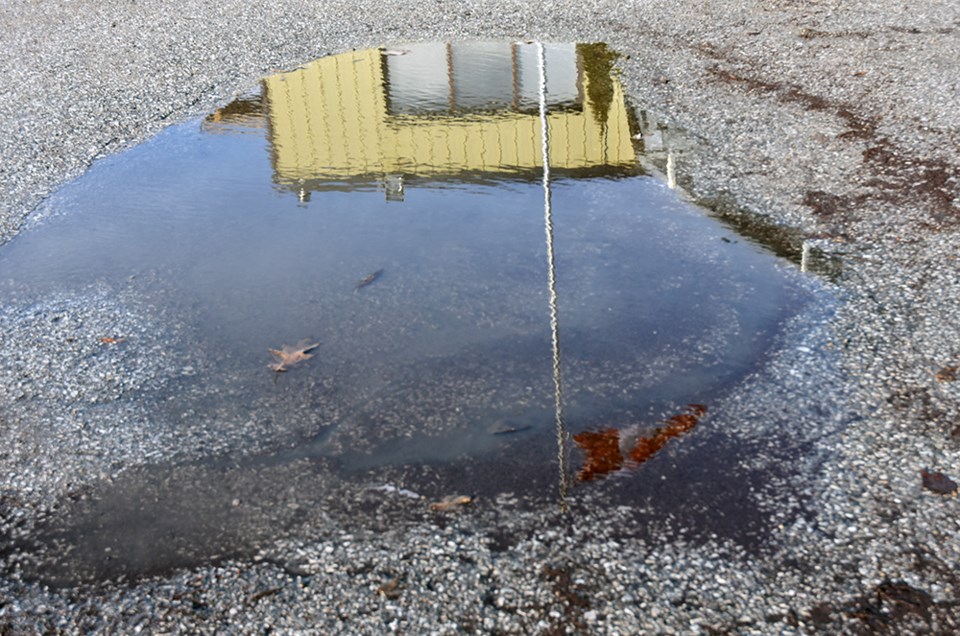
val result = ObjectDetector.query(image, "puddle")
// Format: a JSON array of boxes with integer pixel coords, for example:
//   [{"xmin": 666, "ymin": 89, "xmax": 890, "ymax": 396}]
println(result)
[{"xmin": 0, "ymin": 42, "xmax": 824, "ymax": 585}]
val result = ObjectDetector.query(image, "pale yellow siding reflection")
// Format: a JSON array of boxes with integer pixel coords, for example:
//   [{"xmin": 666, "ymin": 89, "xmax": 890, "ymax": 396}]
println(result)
[{"xmin": 264, "ymin": 48, "xmax": 636, "ymax": 184}]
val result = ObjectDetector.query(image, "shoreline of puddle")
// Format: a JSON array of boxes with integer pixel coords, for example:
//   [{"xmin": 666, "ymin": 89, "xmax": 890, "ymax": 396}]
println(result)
[{"xmin": 1, "ymin": 42, "xmax": 840, "ymax": 590}]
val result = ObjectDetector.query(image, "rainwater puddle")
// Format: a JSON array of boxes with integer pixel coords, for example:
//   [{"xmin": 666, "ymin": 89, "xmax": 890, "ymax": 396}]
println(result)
[{"xmin": 1, "ymin": 42, "xmax": 825, "ymax": 585}]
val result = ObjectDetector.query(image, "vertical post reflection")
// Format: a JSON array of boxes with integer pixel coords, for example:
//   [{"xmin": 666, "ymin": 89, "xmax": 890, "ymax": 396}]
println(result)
[{"xmin": 538, "ymin": 42, "xmax": 570, "ymax": 512}]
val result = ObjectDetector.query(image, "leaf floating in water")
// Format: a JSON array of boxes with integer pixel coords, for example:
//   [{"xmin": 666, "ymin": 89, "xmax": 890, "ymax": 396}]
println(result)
[
  {"xmin": 429, "ymin": 495, "xmax": 472, "ymax": 511},
  {"xmin": 355, "ymin": 268, "xmax": 384, "ymax": 290},
  {"xmin": 574, "ymin": 404, "xmax": 707, "ymax": 481},
  {"xmin": 921, "ymin": 469, "xmax": 958, "ymax": 495},
  {"xmin": 268, "ymin": 339, "xmax": 320, "ymax": 372}
]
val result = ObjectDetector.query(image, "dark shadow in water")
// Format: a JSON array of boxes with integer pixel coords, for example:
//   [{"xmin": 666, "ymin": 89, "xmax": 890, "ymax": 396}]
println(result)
[
  {"xmin": 12, "ymin": 425, "xmax": 807, "ymax": 588},
  {"xmin": 11, "ymin": 458, "xmax": 336, "ymax": 588},
  {"xmin": 11, "ymin": 324, "xmax": 793, "ymax": 587}
]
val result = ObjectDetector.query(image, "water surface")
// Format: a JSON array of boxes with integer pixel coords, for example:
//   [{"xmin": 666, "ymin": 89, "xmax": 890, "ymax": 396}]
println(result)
[{"xmin": 0, "ymin": 42, "xmax": 820, "ymax": 585}]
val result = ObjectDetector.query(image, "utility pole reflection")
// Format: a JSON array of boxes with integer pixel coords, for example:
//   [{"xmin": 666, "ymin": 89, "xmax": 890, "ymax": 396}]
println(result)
[{"xmin": 538, "ymin": 42, "xmax": 570, "ymax": 512}]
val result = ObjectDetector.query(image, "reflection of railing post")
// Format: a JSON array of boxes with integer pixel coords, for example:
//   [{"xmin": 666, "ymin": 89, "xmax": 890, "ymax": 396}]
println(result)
[
  {"xmin": 667, "ymin": 150, "xmax": 676, "ymax": 190},
  {"xmin": 636, "ymin": 112, "xmax": 685, "ymax": 193},
  {"xmin": 384, "ymin": 174, "xmax": 405, "ymax": 202},
  {"xmin": 538, "ymin": 42, "xmax": 570, "ymax": 512}
]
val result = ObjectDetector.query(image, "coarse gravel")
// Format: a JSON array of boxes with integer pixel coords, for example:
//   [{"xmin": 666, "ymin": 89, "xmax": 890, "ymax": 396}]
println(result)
[{"xmin": 1, "ymin": 0, "xmax": 959, "ymax": 634}]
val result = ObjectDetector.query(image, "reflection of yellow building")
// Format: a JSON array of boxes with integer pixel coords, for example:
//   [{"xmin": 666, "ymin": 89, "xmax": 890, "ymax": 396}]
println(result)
[
  {"xmin": 266, "ymin": 43, "xmax": 636, "ymax": 186},
  {"xmin": 206, "ymin": 43, "xmax": 639, "ymax": 194}
]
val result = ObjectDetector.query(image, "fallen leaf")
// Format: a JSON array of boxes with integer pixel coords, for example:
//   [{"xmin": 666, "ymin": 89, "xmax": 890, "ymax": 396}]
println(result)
[
  {"xmin": 921, "ymin": 469, "xmax": 958, "ymax": 495},
  {"xmin": 575, "ymin": 404, "xmax": 707, "ymax": 481},
  {"xmin": 268, "ymin": 340, "xmax": 320, "ymax": 372},
  {"xmin": 377, "ymin": 578, "xmax": 402, "ymax": 599},
  {"xmin": 429, "ymin": 495, "xmax": 472, "ymax": 511},
  {"xmin": 935, "ymin": 366, "xmax": 957, "ymax": 382}
]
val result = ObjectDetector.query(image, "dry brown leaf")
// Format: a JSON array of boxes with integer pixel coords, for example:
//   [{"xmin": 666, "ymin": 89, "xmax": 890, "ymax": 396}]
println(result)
[
  {"xmin": 935, "ymin": 366, "xmax": 957, "ymax": 382},
  {"xmin": 428, "ymin": 495, "xmax": 472, "ymax": 511},
  {"xmin": 268, "ymin": 340, "xmax": 320, "ymax": 372},
  {"xmin": 377, "ymin": 578, "xmax": 402, "ymax": 599},
  {"xmin": 921, "ymin": 469, "xmax": 958, "ymax": 495}
]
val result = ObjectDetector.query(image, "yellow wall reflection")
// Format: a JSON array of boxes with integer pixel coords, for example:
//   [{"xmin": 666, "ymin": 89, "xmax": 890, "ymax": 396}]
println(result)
[
  {"xmin": 265, "ymin": 43, "xmax": 636, "ymax": 187},
  {"xmin": 207, "ymin": 43, "xmax": 638, "ymax": 193}
]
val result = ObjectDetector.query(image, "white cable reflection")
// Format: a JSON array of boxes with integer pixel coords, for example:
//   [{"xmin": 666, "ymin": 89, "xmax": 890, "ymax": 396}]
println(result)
[{"xmin": 538, "ymin": 42, "xmax": 570, "ymax": 511}]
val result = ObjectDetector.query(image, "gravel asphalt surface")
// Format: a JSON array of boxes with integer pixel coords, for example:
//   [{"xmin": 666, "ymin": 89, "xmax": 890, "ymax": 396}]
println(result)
[{"xmin": 1, "ymin": 0, "xmax": 959, "ymax": 633}]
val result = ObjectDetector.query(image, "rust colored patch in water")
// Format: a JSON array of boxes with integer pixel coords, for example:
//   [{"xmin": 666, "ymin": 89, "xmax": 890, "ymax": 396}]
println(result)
[{"xmin": 574, "ymin": 404, "xmax": 707, "ymax": 481}]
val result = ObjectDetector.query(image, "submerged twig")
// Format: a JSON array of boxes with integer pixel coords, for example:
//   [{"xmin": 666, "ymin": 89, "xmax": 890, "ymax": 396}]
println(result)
[{"xmin": 355, "ymin": 268, "xmax": 384, "ymax": 291}]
